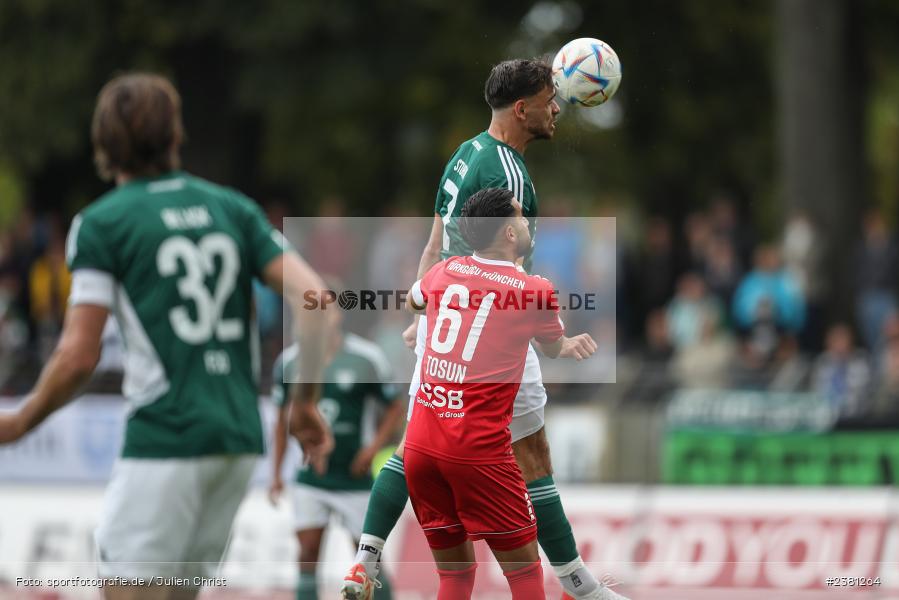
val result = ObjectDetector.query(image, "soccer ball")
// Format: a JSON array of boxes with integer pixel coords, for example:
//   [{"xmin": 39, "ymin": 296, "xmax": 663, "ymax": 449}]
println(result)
[{"xmin": 552, "ymin": 38, "xmax": 622, "ymax": 107}]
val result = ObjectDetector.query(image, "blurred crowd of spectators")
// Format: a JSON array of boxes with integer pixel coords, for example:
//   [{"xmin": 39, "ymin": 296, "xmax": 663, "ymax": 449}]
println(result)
[
  {"xmin": 0, "ymin": 209, "xmax": 70, "ymax": 393},
  {"xmin": 620, "ymin": 197, "xmax": 899, "ymax": 426},
  {"xmin": 3, "ymin": 195, "xmax": 899, "ymax": 428}
]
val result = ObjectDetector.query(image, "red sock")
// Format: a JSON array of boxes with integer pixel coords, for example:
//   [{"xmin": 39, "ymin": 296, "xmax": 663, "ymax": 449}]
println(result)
[
  {"xmin": 504, "ymin": 560, "xmax": 545, "ymax": 600},
  {"xmin": 436, "ymin": 563, "xmax": 477, "ymax": 600}
]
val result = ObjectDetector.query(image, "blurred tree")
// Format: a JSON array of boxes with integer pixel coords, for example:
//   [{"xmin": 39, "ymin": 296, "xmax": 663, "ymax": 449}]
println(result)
[{"xmin": 778, "ymin": 0, "xmax": 865, "ymax": 321}]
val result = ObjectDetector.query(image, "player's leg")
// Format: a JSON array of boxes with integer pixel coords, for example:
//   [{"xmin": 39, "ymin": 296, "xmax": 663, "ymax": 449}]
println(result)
[
  {"xmin": 512, "ymin": 421, "xmax": 627, "ymax": 600},
  {"xmin": 512, "ymin": 345, "xmax": 628, "ymax": 599},
  {"xmin": 430, "ymin": 542, "xmax": 477, "ymax": 600},
  {"xmin": 98, "ymin": 456, "xmax": 253, "ymax": 600},
  {"xmin": 339, "ymin": 491, "xmax": 393, "ymax": 600},
  {"xmin": 343, "ymin": 318, "xmax": 427, "ymax": 594},
  {"xmin": 447, "ymin": 457, "xmax": 544, "ymax": 600},
  {"xmin": 178, "ymin": 455, "xmax": 257, "ymax": 599},
  {"xmin": 291, "ymin": 484, "xmax": 332, "ymax": 600},
  {"xmin": 491, "ymin": 541, "xmax": 545, "ymax": 600},
  {"xmin": 96, "ymin": 458, "xmax": 205, "ymax": 600},
  {"xmin": 343, "ymin": 433, "xmax": 407, "ymax": 591},
  {"xmin": 342, "ymin": 435, "xmax": 409, "ymax": 599},
  {"xmin": 296, "ymin": 528, "xmax": 325, "ymax": 600},
  {"xmin": 404, "ymin": 446, "xmax": 475, "ymax": 600}
]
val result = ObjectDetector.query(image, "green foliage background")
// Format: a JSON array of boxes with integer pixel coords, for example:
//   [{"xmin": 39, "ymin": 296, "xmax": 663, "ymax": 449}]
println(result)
[{"xmin": 0, "ymin": 0, "xmax": 896, "ymax": 230}]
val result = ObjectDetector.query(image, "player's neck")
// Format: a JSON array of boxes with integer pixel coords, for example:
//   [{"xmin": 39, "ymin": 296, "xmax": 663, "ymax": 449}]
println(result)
[
  {"xmin": 487, "ymin": 119, "xmax": 530, "ymax": 155},
  {"xmin": 114, "ymin": 172, "xmax": 133, "ymax": 186},
  {"xmin": 473, "ymin": 249, "xmax": 518, "ymax": 265}
]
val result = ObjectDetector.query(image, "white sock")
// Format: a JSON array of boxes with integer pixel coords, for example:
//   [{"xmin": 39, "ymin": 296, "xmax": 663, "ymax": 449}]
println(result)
[
  {"xmin": 553, "ymin": 556, "xmax": 599, "ymax": 598},
  {"xmin": 354, "ymin": 534, "xmax": 386, "ymax": 577}
]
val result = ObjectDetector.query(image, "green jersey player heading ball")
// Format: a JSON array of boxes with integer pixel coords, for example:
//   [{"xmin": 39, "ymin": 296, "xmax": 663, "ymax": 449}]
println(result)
[
  {"xmin": 0, "ymin": 73, "xmax": 335, "ymax": 600},
  {"xmin": 342, "ymin": 59, "xmax": 628, "ymax": 600}
]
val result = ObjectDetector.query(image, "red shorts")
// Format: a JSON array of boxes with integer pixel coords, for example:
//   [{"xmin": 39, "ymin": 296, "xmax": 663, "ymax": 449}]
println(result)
[{"xmin": 404, "ymin": 447, "xmax": 537, "ymax": 552}]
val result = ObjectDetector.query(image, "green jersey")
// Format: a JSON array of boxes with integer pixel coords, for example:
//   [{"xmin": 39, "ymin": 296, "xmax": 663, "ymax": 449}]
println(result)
[
  {"xmin": 435, "ymin": 131, "xmax": 538, "ymax": 270},
  {"xmin": 66, "ymin": 171, "xmax": 287, "ymax": 459},
  {"xmin": 272, "ymin": 334, "xmax": 398, "ymax": 491}
]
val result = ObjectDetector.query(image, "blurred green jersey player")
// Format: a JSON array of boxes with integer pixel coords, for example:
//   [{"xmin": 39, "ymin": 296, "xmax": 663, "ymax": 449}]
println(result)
[
  {"xmin": 0, "ymin": 73, "xmax": 334, "ymax": 600},
  {"xmin": 269, "ymin": 325, "xmax": 404, "ymax": 600}
]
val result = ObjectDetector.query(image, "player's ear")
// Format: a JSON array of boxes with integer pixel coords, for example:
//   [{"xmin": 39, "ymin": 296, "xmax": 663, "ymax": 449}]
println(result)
[{"xmin": 513, "ymin": 98, "xmax": 527, "ymax": 121}]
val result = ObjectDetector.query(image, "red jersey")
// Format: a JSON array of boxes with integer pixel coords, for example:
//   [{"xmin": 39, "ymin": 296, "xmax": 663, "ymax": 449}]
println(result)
[{"xmin": 405, "ymin": 254, "xmax": 564, "ymax": 464}]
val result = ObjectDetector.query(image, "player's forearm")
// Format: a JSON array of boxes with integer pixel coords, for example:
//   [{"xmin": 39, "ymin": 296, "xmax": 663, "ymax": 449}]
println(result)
[
  {"xmin": 267, "ymin": 252, "xmax": 334, "ymax": 396},
  {"xmin": 18, "ymin": 346, "xmax": 98, "ymax": 436},
  {"xmin": 293, "ymin": 322, "xmax": 328, "ymax": 403},
  {"xmin": 534, "ymin": 338, "xmax": 563, "ymax": 359},
  {"xmin": 287, "ymin": 293, "xmax": 333, "ymax": 403},
  {"xmin": 416, "ymin": 214, "xmax": 444, "ymax": 279},
  {"xmin": 417, "ymin": 244, "xmax": 441, "ymax": 279},
  {"xmin": 271, "ymin": 409, "xmax": 289, "ymax": 478}
]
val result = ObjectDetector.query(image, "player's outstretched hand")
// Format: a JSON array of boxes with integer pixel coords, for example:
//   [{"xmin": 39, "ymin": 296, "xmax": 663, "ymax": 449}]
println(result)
[
  {"xmin": 350, "ymin": 444, "xmax": 378, "ymax": 477},
  {"xmin": 558, "ymin": 333, "xmax": 598, "ymax": 361},
  {"xmin": 268, "ymin": 475, "xmax": 284, "ymax": 506},
  {"xmin": 291, "ymin": 403, "xmax": 335, "ymax": 476},
  {"xmin": 402, "ymin": 320, "xmax": 418, "ymax": 349},
  {"xmin": 0, "ymin": 411, "xmax": 24, "ymax": 445}
]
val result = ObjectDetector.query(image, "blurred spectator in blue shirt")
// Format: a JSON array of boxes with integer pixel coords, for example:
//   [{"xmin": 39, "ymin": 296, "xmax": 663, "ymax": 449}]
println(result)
[{"xmin": 732, "ymin": 244, "xmax": 805, "ymax": 334}]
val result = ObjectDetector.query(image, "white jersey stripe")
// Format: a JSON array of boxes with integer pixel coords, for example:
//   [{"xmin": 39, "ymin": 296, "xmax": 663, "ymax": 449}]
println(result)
[
  {"xmin": 507, "ymin": 148, "xmax": 526, "ymax": 202},
  {"xmin": 65, "ymin": 214, "xmax": 83, "ymax": 265},
  {"xmin": 499, "ymin": 147, "xmax": 516, "ymax": 200},
  {"xmin": 470, "ymin": 522, "xmax": 537, "ymax": 536},
  {"xmin": 496, "ymin": 146, "xmax": 514, "ymax": 195},
  {"xmin": 506, "ymin": 147, "xmax": 523, "ymax": 201},
  {"xmin": 115, "ymin": 285, "xmax": 170, "ymax": 413},
  {"xmin": 527, "ymin": 484, "xmax": 557, "ymax": 493}
]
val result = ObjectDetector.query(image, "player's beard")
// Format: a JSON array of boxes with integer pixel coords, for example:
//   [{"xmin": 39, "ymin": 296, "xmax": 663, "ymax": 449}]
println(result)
[
  {"xmin": 527, "ymin": 119, "xmax": 555, "ymax": 140},
  {"xmin": 516, "ymin": 234, "xmax": 532, "ymax": 258}
]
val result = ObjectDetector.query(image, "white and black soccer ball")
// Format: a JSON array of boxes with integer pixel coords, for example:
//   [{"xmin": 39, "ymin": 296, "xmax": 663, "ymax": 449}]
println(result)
[{"xmin": 552, "ymin": 37, "xmax": 622, "ymax": 107}]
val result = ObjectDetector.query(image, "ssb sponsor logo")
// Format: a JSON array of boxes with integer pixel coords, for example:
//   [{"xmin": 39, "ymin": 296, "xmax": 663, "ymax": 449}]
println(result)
[
  {"xmin": 418, "ymin": 383, "xmax": 464, "ymax": 410},
  {"xmin": 417, "ymin": 383, "xmax": 465, "ymax": 418}
]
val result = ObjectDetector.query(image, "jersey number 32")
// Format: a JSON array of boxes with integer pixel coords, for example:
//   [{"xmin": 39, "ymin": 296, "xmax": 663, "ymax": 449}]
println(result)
[{"xmin": 156, "ymin": 233, "xmax": 242, "ymax": 345}]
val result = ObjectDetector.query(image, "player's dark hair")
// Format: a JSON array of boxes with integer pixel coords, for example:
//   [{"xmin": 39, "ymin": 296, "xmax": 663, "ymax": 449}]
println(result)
[
  {"xmin": 484, "ymin": 59, "xmax": 553, "ymax": 110},
  {"xmin": 459, "ymin": 188, "xmax": 517, "ymax": 251},
  {"xmin": 92, "ymin": 73, "xmax": 184, "ymax": 181}
]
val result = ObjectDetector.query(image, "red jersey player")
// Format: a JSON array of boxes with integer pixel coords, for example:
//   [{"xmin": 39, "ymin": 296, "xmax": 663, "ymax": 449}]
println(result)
[{"xmin": 404, "ymin": 187, "xmax": 597, "ymax": 600}]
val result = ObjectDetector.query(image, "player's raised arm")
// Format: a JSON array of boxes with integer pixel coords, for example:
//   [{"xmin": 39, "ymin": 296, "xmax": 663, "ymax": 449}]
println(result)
[
  {"xmin": 417, "ymin": 213, "xmax": 444, "ymax": 279},
  {"xmin": 530, "ymin": 277, "xmax": 598, "ymax": 360},
  {"xmin": 263, "ymin": 251, "xmax": 334, "ymax": 399},
  {"xmin": 405, "ymin": 279, "xmax": 428, "ymax": 314},
  {"xmin": 534, "ymin": 333, "xmax": 598, "ymax": 361},
  {"xmin": 262, "ymin": 252, "xmax": 336, "ymax": 464},
  {"xmin": 401, "ymin": 214, "xmax": 443, "ymax": 347},
  {"xmin": 0, "ymin": 303, "xmax": 107, "ymax": 443},
  {"xmin": 0, "ymin": 205, "xmax": 116, "ymax": 445}
]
